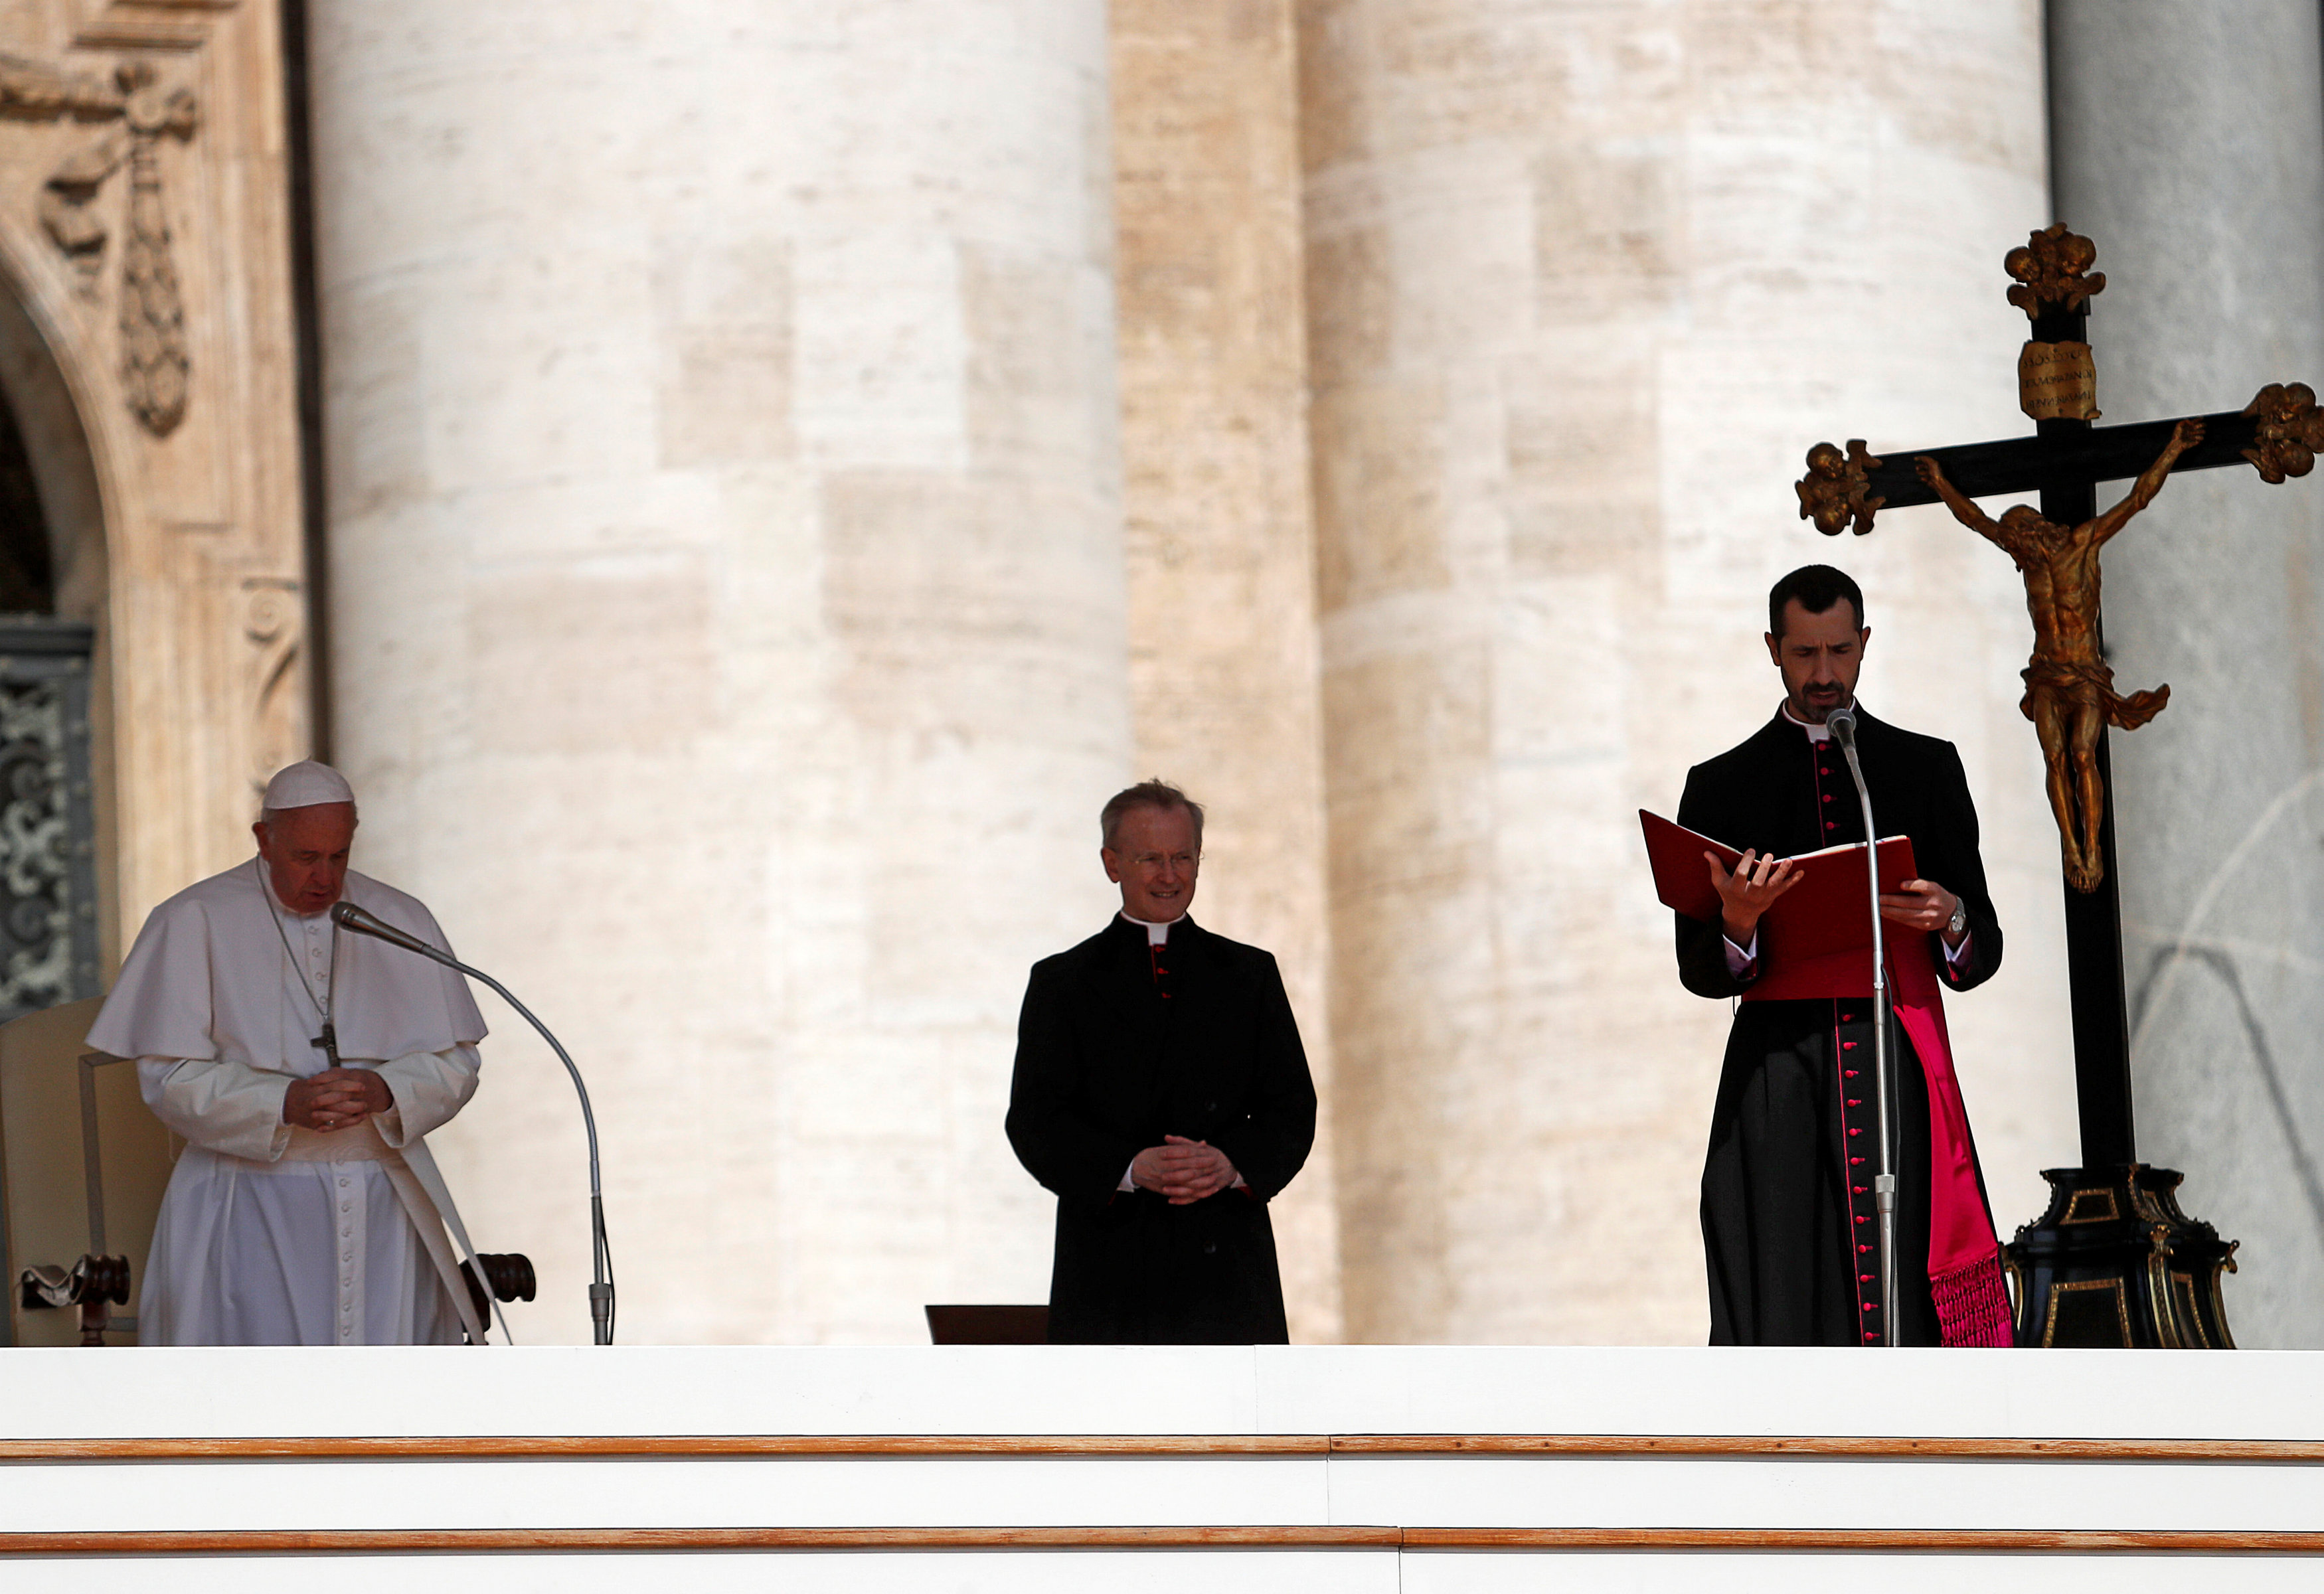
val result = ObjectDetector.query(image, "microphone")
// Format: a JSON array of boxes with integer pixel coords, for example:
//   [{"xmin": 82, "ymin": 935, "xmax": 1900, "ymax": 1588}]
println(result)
[
  {"xmin": 329, "ymin": 900, "xmax": 440, "ymax": 960},
  {"xmin": 1819, "ymin": 700, "xmax": 1898, "ymax": 1346},
  {"xmin": 327, "ymin": 896, "xmax": 618, "ymax": 1345}
]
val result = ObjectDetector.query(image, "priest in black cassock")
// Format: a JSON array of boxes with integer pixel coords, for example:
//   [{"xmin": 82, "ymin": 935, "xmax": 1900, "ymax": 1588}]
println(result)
[
  {"xmin": 1674, "ymin": 566, "xmax": 2013, "ymax": 1347},
  {"xmin": 1006, "ymin": 781, "xmax": 1316, "ymax": 1344}
]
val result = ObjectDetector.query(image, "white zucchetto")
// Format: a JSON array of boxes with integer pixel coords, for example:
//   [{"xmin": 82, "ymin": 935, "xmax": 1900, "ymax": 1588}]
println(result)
[{"xmin": 262, "ymin": 759, "xmax": 355, "ymax": 810}]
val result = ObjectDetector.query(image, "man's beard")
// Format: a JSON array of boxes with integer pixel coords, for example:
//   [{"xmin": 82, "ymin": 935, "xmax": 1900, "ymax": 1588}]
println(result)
[{"xmin": 1793, "ymin": 686, "xmax": 1851, "ymax": 723}]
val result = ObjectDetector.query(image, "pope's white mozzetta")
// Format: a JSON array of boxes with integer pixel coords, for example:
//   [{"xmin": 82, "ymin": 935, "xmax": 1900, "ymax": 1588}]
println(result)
[{"xmin": 87, "ymin": 763, "xmax": 497, "ymax": 1345}]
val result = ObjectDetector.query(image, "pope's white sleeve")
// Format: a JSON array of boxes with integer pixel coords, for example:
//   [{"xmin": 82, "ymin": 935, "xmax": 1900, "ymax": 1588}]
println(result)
[
  {"xmin": 369, "ymin": 1044, "xmax": 481, "ymax": 1147},
  {"xmin": 137, "ymin": 1056, "xmax": 292, "ymax": 1162}
]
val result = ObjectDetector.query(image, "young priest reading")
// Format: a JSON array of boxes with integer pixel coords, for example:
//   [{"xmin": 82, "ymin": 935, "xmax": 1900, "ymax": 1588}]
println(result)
[{"xmin": 1674, "ymin": 565, "xmax": 2011, "ymax": 1348}]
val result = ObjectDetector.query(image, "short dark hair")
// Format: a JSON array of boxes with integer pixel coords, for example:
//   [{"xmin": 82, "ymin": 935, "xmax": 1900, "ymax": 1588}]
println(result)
[
  {"xmin": 1768, "ymin": 564, "xmax": 1864, "ymax": 637},
  {"xmin": 1100, "ymin": 780, "xmax": 1205, "ymax": 851}
]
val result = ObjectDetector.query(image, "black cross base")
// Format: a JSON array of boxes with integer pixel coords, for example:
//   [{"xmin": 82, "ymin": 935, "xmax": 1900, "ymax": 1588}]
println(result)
[
  {"xmin": 2005, "ymin": 1164, "xmax": 2238, "ymax": 1349},
  {"xmin": 1792, "ymin": 228, "xmax": 2312, "ymax": 1348}
]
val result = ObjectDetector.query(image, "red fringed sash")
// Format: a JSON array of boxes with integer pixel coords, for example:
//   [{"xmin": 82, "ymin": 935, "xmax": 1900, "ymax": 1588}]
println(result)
[{"xmin": 1744, "ymin": 940, "xmax": 2013, "ymax": 1347}]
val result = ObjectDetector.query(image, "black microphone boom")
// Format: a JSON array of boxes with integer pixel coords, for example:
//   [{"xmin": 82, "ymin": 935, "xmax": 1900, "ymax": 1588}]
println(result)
[
  {"xmin": 328, "ymin": 900, "xmax": 436, "ymax": 958},
  {"xmin": 329, "ymin": 899, "xmax": 617, "ymax": 1345}
]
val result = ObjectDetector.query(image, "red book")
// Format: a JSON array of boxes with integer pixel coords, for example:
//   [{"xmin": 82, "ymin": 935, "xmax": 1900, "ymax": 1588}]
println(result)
[{"xmin": 1639, "ymin": 809, "xmax": 1918, "ymax": 963}]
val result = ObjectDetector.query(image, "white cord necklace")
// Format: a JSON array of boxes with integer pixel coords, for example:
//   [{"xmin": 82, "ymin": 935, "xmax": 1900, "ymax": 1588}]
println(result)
[{"xmin": 257, "ymin": 858, "xmax": 340, "ymax": 1065}]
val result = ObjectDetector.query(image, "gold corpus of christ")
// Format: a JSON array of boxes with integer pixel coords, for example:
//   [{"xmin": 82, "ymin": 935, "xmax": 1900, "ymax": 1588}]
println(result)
[{"xmin": 1791, "ymin": 224, "xmax": 2324, "ymax": 894}]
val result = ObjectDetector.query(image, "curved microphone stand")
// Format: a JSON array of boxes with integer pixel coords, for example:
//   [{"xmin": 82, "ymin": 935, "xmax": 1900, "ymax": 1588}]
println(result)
[
  {"xmin": 1825, "ymin": 709, "xmax": 1898, "ymax": 1347},
  {"xmin": 330, "ymin": 901, "xmax": 616, "ymax": 1344}
]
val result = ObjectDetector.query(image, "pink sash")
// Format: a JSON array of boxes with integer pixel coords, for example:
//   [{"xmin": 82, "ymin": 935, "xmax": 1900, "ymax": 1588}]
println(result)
[{"xmin": 1744, "ymin": 940, "xmax": 2012, "ymax": 1347}]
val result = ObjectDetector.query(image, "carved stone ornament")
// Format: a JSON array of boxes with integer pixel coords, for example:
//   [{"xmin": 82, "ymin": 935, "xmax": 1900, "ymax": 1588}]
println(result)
[
  {"xmin": 241, "ymin": 574, "xmax": 303, "ymax": 797},
  {"xmin": 1795, "ymin": 439, "xmax": 1884, "ymax": 536},
  {"xmin": 0, "ymin": 54, "xmax": 197, "ymax": 436},
  {"xmin": 2239, "ymin": 382, "xmax": 2324, "ymax": 484},
  {"xmin": 2004, "ymin": 223, "xmax": 2106, "ymax": 321}
]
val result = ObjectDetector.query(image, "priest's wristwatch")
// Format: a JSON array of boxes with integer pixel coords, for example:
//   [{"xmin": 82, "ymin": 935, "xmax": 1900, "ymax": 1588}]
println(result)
[{"xmin": 1946, "ymin": 900, "xmax": 1969, "ymax": 939}]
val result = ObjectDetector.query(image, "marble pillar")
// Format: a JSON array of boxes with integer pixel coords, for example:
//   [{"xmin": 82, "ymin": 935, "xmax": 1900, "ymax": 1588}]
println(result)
[
  {"xmin": 1298, "ymin": 0, "xmax": 2072, "ymax": 1342},
  {"xmin": 2049, "ymin": 0, "xmax": 2324, "ymax": 1347},
  {"xmin": 1110, "ymin": 0, "xmax": 1343, "ymax": 1341},
  {"xmin": 306, "ymin": 2, "xmax": 1132, "ymax": 1342}
]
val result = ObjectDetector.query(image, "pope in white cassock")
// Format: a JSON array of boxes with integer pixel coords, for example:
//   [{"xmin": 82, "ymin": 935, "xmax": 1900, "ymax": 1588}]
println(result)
[{"xmin": 88, "ymin": 761, "xmax": 497, "ymax": 1345}]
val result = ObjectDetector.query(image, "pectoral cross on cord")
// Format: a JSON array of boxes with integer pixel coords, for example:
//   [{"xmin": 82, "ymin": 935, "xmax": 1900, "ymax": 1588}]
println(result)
[{"xmin": 258, "ymin": 858, "xmax": 343, "ymax": 1067}]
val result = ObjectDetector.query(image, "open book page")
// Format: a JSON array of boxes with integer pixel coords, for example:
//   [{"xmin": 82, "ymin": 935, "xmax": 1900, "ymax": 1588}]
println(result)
[{"xmin": 1639, "ymin": 810, "xmax": 1916, "ymax": 963}]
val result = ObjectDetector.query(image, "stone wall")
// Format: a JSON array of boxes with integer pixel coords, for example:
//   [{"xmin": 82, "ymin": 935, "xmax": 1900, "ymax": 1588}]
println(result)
[
  {"xmin": 284, "ymin": 0, "xmax": 2321, "ymax": 1348},
  {"xmin": 0, "ymin": 0, "xmax": 309, "ymax": 969},
  {"xmin": 1296, "ymin": 0, "xmax": 2075, "ymax": 1342},
  {"xmin": 2050, "ymin": 0, "xmax": 2324, "ymax": 1347},
  {"xmin": 1110, "ymin": 0, "xmax": 1342, "ymax": 1342},
  {"xmin": 307, "ymin": 0, "xmax": 1134, "ymax": 1342}
]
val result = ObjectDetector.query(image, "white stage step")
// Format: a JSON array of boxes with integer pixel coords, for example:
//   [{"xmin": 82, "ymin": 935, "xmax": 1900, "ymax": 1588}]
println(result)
[{"xmin": 0, "ymin": 1345, "xmax": 2317, "ymax": 1589}]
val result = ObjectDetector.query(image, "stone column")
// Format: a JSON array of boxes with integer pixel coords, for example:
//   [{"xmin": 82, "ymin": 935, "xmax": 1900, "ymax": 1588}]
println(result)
[
  {"xmin": 2049, "ymin": 1, "xmax": 2324, "ymax": 1347},
  {"xmin": 306, "ymin": 3, "xmax": 1132, "ymax": 1342},
  {"xmin": 1109, "ymin": 0, "xmax": 1342, "ymax": 1340},
  {"xmin": 1297, "ymin": 0, "xmax": 2068, "ymax": 1341}
]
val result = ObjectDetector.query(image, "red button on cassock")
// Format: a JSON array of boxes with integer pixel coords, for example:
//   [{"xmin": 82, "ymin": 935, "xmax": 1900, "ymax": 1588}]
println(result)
[
  {"xmin": 1826, "ymin": 821, "xmax": 1837, "ymax": 831},
  {"xmin": 1848, "ymin": 1127, "xmax": 1863, "ymax": 1137},
  {"xmin": 1859, "ymin": 1243, "xmax": 1872, "ymax": 1253},
  {"xmin": 1855, "ymin": 1215, "xmax": 1868, "ymax": 1224},
  {"xmin": 1849, "ymin": 1156, "xmax": 1865, "ymax": 1166}
]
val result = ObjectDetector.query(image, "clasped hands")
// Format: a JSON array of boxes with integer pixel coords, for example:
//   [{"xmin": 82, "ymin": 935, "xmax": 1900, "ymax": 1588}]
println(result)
[
  {"xmin": 1704, "ymin": 850, "xmax": 1965, "ymax": 947},
  {"xmin": 282, "ymin": 1067, "xmax": 393, "ymax": 1133},
  {"xmin": 1131, "ymin": 1135, "xmax": 1240, "ymax": 1205}
]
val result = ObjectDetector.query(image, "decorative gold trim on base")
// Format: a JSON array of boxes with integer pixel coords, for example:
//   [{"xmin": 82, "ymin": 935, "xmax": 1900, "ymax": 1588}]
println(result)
[
  {"xmin": 2060, "ymin": 1186, "xmax": 2120, "ymax": 1224},
  {"xmin": 2041, "ymin": 1275, "xmax": 2132, "ymax": 1347}
]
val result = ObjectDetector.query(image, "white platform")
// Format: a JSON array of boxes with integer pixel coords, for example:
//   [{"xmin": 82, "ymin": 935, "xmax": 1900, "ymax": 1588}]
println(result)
[{"xmin": 1, "ymin": 1346, "xmax": 2318, "ymax": 1589}]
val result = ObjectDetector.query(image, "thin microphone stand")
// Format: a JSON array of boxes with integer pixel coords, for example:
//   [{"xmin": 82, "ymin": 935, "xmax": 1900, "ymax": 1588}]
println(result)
[
  {"xmin": 1828, "ymin": 709, "xmax": 1899, "ymax": 1346},
  {"xmin": 331, "ymin": 902, "xmax": 616, "ymax": 1344}
]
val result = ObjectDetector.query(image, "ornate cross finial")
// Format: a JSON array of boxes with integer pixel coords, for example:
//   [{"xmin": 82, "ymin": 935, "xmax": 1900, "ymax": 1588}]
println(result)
[
  {"xmin": 2005, "ymin": 223, "xmax": 2106, "ymax": 321},
  {"xmin": 2240, "ymin": 382, "xmax": 2324, "ymax": 484},
  {"xmin": 1795, "ymin": 439, "xmax": 1885, "ymax": 536}
]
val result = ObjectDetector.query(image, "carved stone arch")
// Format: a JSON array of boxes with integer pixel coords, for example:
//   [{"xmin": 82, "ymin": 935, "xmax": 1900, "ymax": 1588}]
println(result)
[
  {"xmin": 0, "ymin": 228, "xmax": 116, "ymax": 619},
  {"xmin": 0, "ymin": 5, "xmax": 310, "ymax": 965},
  {"xmin": 0, "ymin": 236, "xmax": 119, "ymax": 971}
]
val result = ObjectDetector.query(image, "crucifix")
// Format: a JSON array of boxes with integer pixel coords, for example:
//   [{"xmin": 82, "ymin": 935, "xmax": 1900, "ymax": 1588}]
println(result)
[{"xmin": 1790, "ymin": 224, "xmax": 2317, "ymax": 1348}]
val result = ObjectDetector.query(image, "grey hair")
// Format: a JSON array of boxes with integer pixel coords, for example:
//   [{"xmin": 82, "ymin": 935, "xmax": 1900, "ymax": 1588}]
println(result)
[{"xmin": 1100, "ymin": 780, "xmax": 1204, "ymax": 852}]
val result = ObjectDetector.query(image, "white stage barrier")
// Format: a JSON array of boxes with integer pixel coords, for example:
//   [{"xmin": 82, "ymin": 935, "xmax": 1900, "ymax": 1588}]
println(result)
[{"xmin": 0, "ymin": 1345, "xmax": 2318, "ymax": 1589}]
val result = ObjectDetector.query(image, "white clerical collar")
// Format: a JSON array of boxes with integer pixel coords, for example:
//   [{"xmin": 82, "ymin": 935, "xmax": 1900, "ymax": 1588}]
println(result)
[
  {"xmin": 1120, "ymin": 912, "xmax": 1181, "ymax": 945},
  {"xmin": 1780, "ymin": 698, "xmax": 1855, "ymax": 744},
  {"xmin": 256, "ymin": 858, "xmax": 333, "ymax": 926}
]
